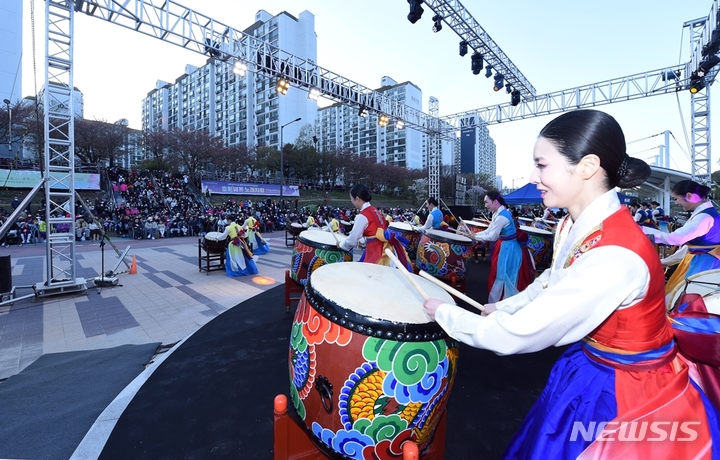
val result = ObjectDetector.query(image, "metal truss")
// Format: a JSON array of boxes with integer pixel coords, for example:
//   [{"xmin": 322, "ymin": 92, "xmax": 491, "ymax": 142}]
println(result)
[
  {"xmin": 39, "ymin": 0, "xmax": 86, "ymax": 295},
  {"xmin": 428, "ymin": 97, "xmax": 441, "ymax": 201},
  {"xmin": 441, "ymin": 64, "xmax": 687, "ymax": 128},
  {"xmin": 423, "ymin": 0, "xmax": 536, "ymax": 99}
]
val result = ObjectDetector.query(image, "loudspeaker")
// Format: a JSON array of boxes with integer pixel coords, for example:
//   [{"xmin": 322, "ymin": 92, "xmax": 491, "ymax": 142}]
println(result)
[{"xmin": 447, "ymin": 205, "xmax": 474, "ymax": 221}]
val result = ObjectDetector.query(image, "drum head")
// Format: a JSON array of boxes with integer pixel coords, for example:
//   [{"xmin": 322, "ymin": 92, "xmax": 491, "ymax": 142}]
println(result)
[
  {"xmin": 308, "ymin": 262, "xmax": 454, "ymax": 325},
  {"xmin": 205, "ymin": 231, "xmax": 225, "ymax": 241},
  {"xmin": 389, "ymin": 222, "xmax": 417, "ymax": 232},
  {"xmin": 291, "ymin": 223, "xmax": 303, "ymax": 228},
  {"xmin": 520, "ymin": 225, "xmax": 553, "ymax": 236},
  {"xmin": 299, "ymin": 230, "xmax": 347, "ymax": 247},
  {"xmin": 426, "ymin": 229, "xmax": 473, "ymax": 244},
  {"xmin": 463, "ymin": 221, "xmax": 488, "ymax": 229},
  {"xmin": 668, "ymin": 269, "xmax": 720, "ymax": 311}
]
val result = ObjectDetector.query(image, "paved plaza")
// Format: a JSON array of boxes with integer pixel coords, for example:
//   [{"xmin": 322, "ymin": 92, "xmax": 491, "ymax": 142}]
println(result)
[{"xmin": 0, "ymin": 231, "xmax": 297, "ymax": 381}]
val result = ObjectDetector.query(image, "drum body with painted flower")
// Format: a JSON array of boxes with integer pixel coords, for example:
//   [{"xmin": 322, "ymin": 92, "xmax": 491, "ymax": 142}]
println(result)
[
  {"xmin": 387, "ymin": 222, "xmax": 421, "ymax": 260},
  {"xmin": 289, "ymin": 262, "xmax": 459, "ymax": 459},
  {"xmin": 291, "ymin": 230, "xmax": 353, "ymax": 285},
  {"xmin": 416, "ymin": 229, "xmax": 473, "ymax": 281}
]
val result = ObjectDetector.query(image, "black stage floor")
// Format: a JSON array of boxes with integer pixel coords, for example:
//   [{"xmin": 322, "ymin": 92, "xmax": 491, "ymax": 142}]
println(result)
[{"xmin": 99, "ymin": 261, "xmax": 565, "ymax": 460}]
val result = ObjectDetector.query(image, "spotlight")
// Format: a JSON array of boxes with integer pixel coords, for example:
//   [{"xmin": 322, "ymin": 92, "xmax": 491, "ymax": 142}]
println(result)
[
  {"xmin": 510, "ymin": 90, "xmax": 521, "ymax": 106},
  {"xmin": 407, "ymin": 0, "xmax": 424, "ymax": 24},
  {"xmin": 395, "ymin": 119, "xmax": 405, "ymax": 129},
  {"xmin": 471, "ymin": 52, "xmax": 483, "ymax": 75},
  {"xmin": 378, "ymin": 114, "xmax": 389, "ymax": 127},
  {"xmin": 698, "ymin": 55, "xmax": 720, "ymax": 76},
  {"xmin": 432, "ymin": 14, "xmax": 442, "ymax": 33},
  {"xmin": 661, "ymin": 70, "xmax": 680, "ymax": 81},
  {"xmin": 485, "ymin": 65, "xmax": 493, "ymax": 78},
  {"xmin": 459, "ymin": 41, "xmax": 468, "ymax": 57},
  {"xmin": 276, "ymin": 78, "xmax": 290, "ymax": 95},
  {"xmin": 232, "ymin": 61, "xmax": 247, "ymax": 77},
  {"xmin": 689, "ymin": 72, "xmax": 706, "ymax": 94},
  {"xmin": 493, "ymin": 73, "xmax": 504, "ymax": 92},
  {"xmin": 308, "ymin": 87, "xmax": 321, "ymax": 101},
  {"xmin": 358, "ymin": 106, "xmax": 369, "ymax": 118},
  {"xmin": 505, "ymin": 83, "xmax": 512, "ymax": 94}
]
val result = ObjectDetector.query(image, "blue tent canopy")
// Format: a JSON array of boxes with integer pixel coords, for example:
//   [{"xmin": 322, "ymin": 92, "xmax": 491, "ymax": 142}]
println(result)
[{"xmin": 504, "ymin": 183, "xmax": 542, "ymax": 204}]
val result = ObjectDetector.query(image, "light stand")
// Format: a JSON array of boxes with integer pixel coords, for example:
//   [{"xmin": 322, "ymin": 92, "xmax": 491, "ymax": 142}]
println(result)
[{"xmin": 93, "ymin": 233, "xmax": 119, "ymax": 290}]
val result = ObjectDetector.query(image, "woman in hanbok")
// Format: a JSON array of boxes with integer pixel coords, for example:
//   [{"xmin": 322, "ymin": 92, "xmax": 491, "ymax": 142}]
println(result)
[
  {"xmin": 218, "ymin": 216, "xmax": 258, "ymax": 277},
  {"xmin": 642, "ymin": 179, "xmax": 720, "ymax": 297},
  {"xmin": 424, "ymin": 109, "xmax": 720, "ymax": 459},
  {"xmin": 339, "ymin": 184, "xmax": 412, "ymax": 271},
  {"xmin": 474, "ymin": 191, "xmax": 535, "ymax": 302},
  {"xmin": 242, "ymin": 214, "xmax": 270, "ymax": 255}
]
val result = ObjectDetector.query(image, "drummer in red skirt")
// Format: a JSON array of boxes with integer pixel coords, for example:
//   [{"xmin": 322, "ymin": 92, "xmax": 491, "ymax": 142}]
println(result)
[{"xmin": 339, "ymin": 184, "xmax": 412, "ymax": 271}]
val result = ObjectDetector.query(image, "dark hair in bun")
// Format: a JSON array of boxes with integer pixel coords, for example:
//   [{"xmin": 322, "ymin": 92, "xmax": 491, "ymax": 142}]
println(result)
[{"xmin": 538, "ymin": 109, "xmax": 650, "ymax": 189}]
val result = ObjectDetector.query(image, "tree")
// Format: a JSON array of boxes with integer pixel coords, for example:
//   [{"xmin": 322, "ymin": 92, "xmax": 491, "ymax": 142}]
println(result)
[
  {"xmin": 318, "ymin": 145, "xmax": 350, "ymax": 190},
  {"xmin": 166, "ymin": 128, "xmax": 225, "ymax": 184},
  {"xmin": 343, "ymin": 152, "xmax": 376, "ymax": 188},
  {"xmin": 74, "ymin": 117, "xmax": 126, "ymax": 167},
  {"xmin": 143, "ymin": 129, "xmax": 174, "ymax": 170}
]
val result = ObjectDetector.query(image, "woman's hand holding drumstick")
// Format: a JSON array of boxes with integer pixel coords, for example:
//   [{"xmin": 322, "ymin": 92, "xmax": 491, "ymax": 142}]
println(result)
[
  {"xmin": 324, "ymin": 225, "xmax": 341, "ymax": 247},
  {"xmin": 418, "ymin": 270, "xmax": 485, "ymax": 313}
]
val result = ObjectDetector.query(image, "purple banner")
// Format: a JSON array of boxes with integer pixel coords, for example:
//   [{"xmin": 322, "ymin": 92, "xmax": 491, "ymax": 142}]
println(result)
[{"xmin": 201, "ymin": 180, "xmax": 300, "ymax": 197}]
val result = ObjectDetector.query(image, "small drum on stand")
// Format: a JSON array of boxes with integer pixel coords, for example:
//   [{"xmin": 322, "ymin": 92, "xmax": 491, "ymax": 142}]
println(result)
[
  {"xmin": 289, "ymin": 262, "xmax": 459, "ymax": 459},
  {"xmin": 202, "ymin": 231, "xmax": 229, "ymax": 253},
  {"xmin": 387, "ymin": 222, "xmax": 421, "ymax": 260},
  {"xmin": 666, "ymin": 269, "xmax": 720, "ymax": 312},
  {"xmin": 520, "ymin": 225, "xmax": 554, "ymax": 271},
  {"xmin": 286, "ymin": 222, "xmax": 305, "ymax": 247},
  {"xmin": 291, "ymin": 230, "xmax": 353, "ymax": 286},
  {"xmin": 416, "ymin": 229, "xmax": 473, "ymax": 283}
]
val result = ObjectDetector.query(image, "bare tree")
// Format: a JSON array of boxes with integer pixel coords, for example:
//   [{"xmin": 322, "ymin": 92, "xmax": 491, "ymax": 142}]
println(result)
[
  {"xmin": 74, "ymin": 117, "xmax": 126, "ymax": 167},
  {"xmin": 166, "ymin": 128, "xmax": 225, "ymax": 184}
]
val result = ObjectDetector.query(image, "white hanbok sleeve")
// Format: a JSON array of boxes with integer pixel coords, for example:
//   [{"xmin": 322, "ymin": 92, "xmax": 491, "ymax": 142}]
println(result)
[
  {"xmin": 341, "ymin": 214, "xmax": 369, "ymax": 251},
  {"xmin": 474, "ymin": 214, "xmax": 509, "ymax": 242},
  {"xmin": 643, "ymin": 213, "xmax": 714, "ymax": 246},
  {"xmin": 433, "ymin": 246, "xmax": 649, "ymax": 355}
]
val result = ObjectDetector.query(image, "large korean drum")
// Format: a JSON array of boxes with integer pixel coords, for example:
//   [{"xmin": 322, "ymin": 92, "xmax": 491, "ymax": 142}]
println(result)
[
  {"xmin": 289, "ymin": 262, "xmax": 459, "ymax": 459},
  {"xmin": 462, "ymin": 220, "xmax": 487, "ymax": 236},
  {"xmin": 202, "ymin": 231, "xmax": 228, "ymax": 253},
  {"xmin": 666, "ymin": 269, "xmax": 720, "ymax": 312},
  {"xmin": 387, "ymin": 222, "xmax": 421, "ymax": 260},
  {"xmin": 340, "ymin": 220, "xmax": 354, "ymax": 234},
  {"xmin": 291, "ymin": 230, "xmax": 353, "ymax": 286},
  {"xmin": 520, "ymin": 225, "xmax": 554, "ymax": 270},
  {"xmin": 416, "ymin": 229, "xmax": 473, "ymax": 281},
  {"xmin": 287, "ymin": 222, "xmax": 305, "ymax": 237}
]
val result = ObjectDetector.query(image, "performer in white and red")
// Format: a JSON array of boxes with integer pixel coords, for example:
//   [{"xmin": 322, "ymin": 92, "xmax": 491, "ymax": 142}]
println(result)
[{"xmin": 424, "ymin": 109, "xmax": 720, "ymax": 458}]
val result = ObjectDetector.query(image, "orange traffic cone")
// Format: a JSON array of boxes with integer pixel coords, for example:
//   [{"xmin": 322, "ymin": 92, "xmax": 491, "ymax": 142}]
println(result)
[{"xmin": 129, "ymin": 255, "xmax": 137, "ymax": 274}]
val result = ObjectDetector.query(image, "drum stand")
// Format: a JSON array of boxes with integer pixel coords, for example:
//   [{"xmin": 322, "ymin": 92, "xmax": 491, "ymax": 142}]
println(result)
[
  {"xmin": 284, "ymin": 270, "xmax": 303, "ymax": 312},
  {"xmin": 272, "ymin": 394, "xmax": 447, "ymax": 460}
]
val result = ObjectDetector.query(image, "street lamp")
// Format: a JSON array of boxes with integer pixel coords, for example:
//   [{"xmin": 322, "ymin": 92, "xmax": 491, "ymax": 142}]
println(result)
[
  {"xmin": 3, "ymin": 99, "xmax": 10, "ymax": 160},
  {"xmin": 279, "ymin": 117, "xmax": 302, "ymax": 202}
]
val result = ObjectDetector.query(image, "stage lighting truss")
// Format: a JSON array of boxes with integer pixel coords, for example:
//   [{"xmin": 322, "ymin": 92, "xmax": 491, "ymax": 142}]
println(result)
[
  {"xmin": 378, "ymin": 114, "xmax": 389, "ymax": 127},
  {"xmin": 276, "ymin": 78, "xmax": 290, "ymax": 95},
  {"xmin": 232, "ymin": 61, "xmax": 247, "ymax": 77},
  {"xmin": 308, "ymin": 87, "xmax": 321, "ymax": 101},
  {"xmin": 358, "ymin": 106, "xmax": 369, "ymax": 118},
  {"xmin": 432, "ymin": 14, "xmax": 443, "ymax": 33}
]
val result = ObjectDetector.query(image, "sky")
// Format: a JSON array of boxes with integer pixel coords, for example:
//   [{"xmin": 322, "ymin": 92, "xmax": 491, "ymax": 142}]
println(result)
[{"xmin": 19, "ymin": 0, "xmax": 719, "ymax": 186}]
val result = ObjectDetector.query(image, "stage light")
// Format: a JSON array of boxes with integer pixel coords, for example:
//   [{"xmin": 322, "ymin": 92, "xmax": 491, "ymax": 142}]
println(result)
[
  {"xmin": 407, "ymin": 0, "xmax": 424, "ymax": 24},
  {"xmin": 432, "ymin": 14, "xmax": 442, "ymax": 33},
  {"xmin": 308, "ymin": 87, "xmax": 321, "ymax": 101},
  {"xmin": 661, "ymin": 70, "xmax": 680, "ymax": 81},
  {"xmin": 471, "ymin": 52, "xmax": 483, "ymax": 75},
  {"xmin": 505, "ymin": 83, "xmax": 512, "ymax": 94},
  {"xmin": 485, "ymin": 65, "xmax": 493, "ymax": 78},
  {"xmin": 459, "ymin": 41, "xmax": 468, "ymax": 57},
  {"xmin": 698, "ymin": 55, "xmax": 720, "ymax": 76},
  {"xmin": 232, "ymin": 61, "xmax": 247, "ymax": 77},
  {"xmin": 359, "ymin": 106, "xmax": 369, "ymax": 118},
  {"xmin": 276, "ymin": 78, "xmax": 290, "ymax": 95},
  {"xmin": 689, "ymin": 72, "xmax": 706, "ymax": 94},
  {"xmin": 395, "ymin": 119, "xmax": 405, "ymax": 129},
  {"xmin": 511, "ymin": 90, "xmax": 521, "ymax": 106},
  {"xmin": 493, "ymin": 73, "xmax": 504, "ymax": 92},
  {"xmin": 378, "ymin": 114, "xmax": 389, "ymax": 127}
]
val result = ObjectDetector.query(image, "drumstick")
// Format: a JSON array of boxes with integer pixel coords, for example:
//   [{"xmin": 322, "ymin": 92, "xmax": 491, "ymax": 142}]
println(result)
[
  {"xmin": 323, "ymin": 225, "xmax": 341, "ymax": 245},
  {"xmin": 383, "ymin": 248, "xmax": 429, "ymax": 300},
  {"xmin": 418, "ymin": 270, "xmax": 485, "ymax": 312}
]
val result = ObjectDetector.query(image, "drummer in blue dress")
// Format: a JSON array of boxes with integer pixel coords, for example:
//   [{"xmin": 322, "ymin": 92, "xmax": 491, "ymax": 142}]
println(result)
[
  {"xmin": 642, "ymin": 179, "xmax": 720, "ymax": 297},
  {"xmin": 473, "ymin": 191, "xmax": 535, "ymax": 302},
  {"xmin": 421, "ymin": 197, "xmax": 444, "ymax": 232}
]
